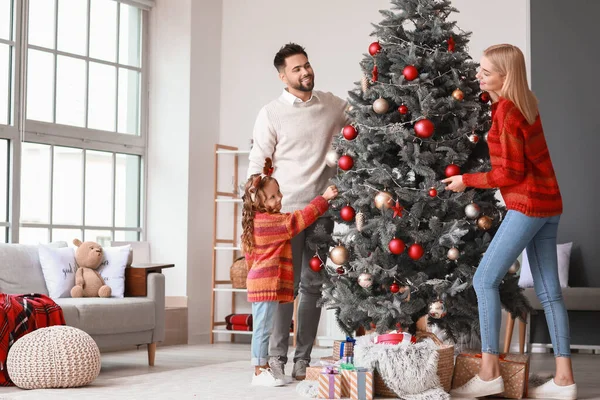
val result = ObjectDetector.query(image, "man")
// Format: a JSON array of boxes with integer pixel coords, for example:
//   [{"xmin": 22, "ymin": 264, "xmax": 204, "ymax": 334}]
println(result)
[{"xmin": 247, "ymin": 43, "xmax": 347, "ymax": 381}]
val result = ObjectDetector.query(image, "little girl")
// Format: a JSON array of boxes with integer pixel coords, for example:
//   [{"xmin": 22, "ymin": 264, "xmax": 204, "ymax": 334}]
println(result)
[{"xmin": 241, "ymin": 158, "xmax": 338, "ymax": 387}]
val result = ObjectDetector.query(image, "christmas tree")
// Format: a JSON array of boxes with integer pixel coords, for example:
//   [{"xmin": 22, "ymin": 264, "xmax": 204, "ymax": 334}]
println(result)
[{"xmin": 319, "ymin": 0, "xmax": 530, "ymax": 347}]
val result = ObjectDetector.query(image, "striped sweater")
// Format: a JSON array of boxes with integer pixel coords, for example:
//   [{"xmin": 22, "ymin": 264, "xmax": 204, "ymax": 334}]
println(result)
[
  {"xmin": 245, "ymin": 196, "xmax": 329, "ymax": 303},
  {"xmin": 463, "ymin": 98, "xmax": 562, "ymax": 217}
]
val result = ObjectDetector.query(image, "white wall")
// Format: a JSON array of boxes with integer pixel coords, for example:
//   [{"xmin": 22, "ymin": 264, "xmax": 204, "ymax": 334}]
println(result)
[
  {"xmin": 147, "ymin": 0, "xmax": 192, "ymax": 298},
  {"xmin": 148, "ymin": 0, "xmax": 529, "ymax": 344},
  {"xmin": 220, "ymin": 0, "xmax": 529, "ymax": 150}
]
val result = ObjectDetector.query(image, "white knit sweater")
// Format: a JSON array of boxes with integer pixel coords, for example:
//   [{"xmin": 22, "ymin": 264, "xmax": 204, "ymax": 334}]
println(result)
[{"xmin": 247, "ymin": 89, "xmax": 348, "ymax": 212}]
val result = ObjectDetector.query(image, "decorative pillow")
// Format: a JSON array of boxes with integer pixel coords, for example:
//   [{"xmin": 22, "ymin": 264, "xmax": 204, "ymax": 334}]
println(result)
[
  {"xmin": 518, "ymin": 242, "xmax": 572, "ymax": 289},
  {"xmin": 97, "ymin": 245, "xmax": 131, "ymax": 298},
  {"xmin": 38, "ymin": 245, "xmax": 77, "ymax": 299}
]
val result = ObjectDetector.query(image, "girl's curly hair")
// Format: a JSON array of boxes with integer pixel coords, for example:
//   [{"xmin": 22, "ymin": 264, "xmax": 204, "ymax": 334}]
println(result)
[{"xmin": 240, "ymin": 158, "xmax": 277, "ymax": 254}]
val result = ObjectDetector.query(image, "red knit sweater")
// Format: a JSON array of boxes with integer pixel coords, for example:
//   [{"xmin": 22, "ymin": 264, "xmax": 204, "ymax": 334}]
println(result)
[
  {"xmin": 463, "ymin": 98, "xmax": 562, "ymax": 217},
  {"xmin": 245, "ymin": 196, "xmax": 329, "ymax": 303}
]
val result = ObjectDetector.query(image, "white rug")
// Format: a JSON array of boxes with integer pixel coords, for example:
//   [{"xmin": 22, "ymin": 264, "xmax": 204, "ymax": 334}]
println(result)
[{"xmin": 0, "ymin": 360, "xmax": 313, "ymax": 400}]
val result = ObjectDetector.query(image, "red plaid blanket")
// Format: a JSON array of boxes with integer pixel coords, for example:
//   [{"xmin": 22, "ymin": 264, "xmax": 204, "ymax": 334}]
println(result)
[{"xmin": 0, "ymin": 293, "xmax": 66, "ymax": 386}]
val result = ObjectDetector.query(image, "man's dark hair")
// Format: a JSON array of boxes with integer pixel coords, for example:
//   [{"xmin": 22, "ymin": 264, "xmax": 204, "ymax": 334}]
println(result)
[{"xmin": 273, "ymin": 43, "xmax": 308, "ymax": 72}]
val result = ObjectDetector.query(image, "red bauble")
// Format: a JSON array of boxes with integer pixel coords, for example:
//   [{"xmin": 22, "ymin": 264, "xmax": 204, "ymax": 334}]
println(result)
[
  {"xmin": 414, "ymin": 119, "xmax": 435, "ymax": 139},
  {"xmin": 340, "ymin": 205, "xmax": 356, "ymax": 222},
  {"xmin": 408, "ymin": 243, "xmax": 425, "ymax": 260},
  {"xmin": 479, "ymin": 91, "xmax": 491, "ymax": 103},
  {"xmin": 342, "ymin": 125, "xmax": 358, "ymax": 140},
  {"xmin": 402, "ymin": 65, "xmax": 419, "ymax": 81},
  {"xmin": 309, "ymin": 256, "xmax": 323, "ymax": 272},
  {"xmin": 372, "ymin": 65, "xmax": 378, "ymax": 82},
  {"xmin": 388, "ymin": 238, "xmax": 406, "ymax": 255},
  {"xmin": 390, "ymin": 282, "xmax": 400, "ymax": 293},
  {"xmin": 336, "ymin": 266, "xmax": 346, "ymax": 275},
  {"xmin": 398, "ymin": 104, "xmax": 409, "ymax": 115},
  {"xmin": 369, "ymin": 41, "xmax": 382, "ymax": 56},
  {"xmin": 428, "ymin": 188, "xmax": 438, "ymax": 197},
  {"xmin": 445, "ymin": 164, "xmax": 461, "ymax": 177},
  {"xmin": 448, "ymin": 36, "xmax": 456, "ymax": 52},
  {"xmin": 338, "ymin": 155, "xmax": 354, "ymax": 171}
]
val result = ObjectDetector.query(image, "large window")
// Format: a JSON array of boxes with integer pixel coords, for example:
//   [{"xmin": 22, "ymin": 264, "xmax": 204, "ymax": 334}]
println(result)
[{"xmin": 0, "ymin": 0, "xmax": 149, "ymax": 245}]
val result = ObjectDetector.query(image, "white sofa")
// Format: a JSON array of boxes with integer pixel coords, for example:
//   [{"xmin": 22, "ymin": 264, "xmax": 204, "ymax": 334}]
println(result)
[{"xmin": 0, "ymin": 243, "xmax": 165, "ymax": 365}]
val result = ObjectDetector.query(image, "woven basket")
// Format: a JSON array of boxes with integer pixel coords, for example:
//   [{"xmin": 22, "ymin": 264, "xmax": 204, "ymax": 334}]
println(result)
[
  {"xmin": 373, "ymin": 332, "xmax": 455, "ymax": 397},
  {"xmin": 230, "ymin": 257, "xmax": 248, "ymax": 289},
  {"xmin": 7, "ymin": 325, "xmax": 101, "ymax": 389}
]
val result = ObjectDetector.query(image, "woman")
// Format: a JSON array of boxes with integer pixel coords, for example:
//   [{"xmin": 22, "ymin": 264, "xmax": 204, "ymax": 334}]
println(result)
[{"xmin": 444, "ymin": 44, "xmax": 577, "ymax": 400}]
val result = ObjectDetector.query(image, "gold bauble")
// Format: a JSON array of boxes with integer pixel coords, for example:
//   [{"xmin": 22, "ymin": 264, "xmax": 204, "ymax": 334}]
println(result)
[
  {"xmin": 329, "ymin": 245, "xmax": 349, "ymax": 265},
  {"xmin": 373, "ymin": 97, "xmax": 390, "ymax": 114},
  {"xmin": 374, "ymin": 191, "xmax": 394, "ymax": 210},
  {"xmin": 508, "ymin": 259, "xmax": 521, "ymax": 274},
  {"xmin": 447, "ymin": 247, "xmax": 460, "ymax": 261},
  {"xmin": 477, "ymin": 215, "xmax": 493, "ymax": 231},
  {"xmin": 452, "ymin": 88, "xmax": 465, "ymax": 101}
]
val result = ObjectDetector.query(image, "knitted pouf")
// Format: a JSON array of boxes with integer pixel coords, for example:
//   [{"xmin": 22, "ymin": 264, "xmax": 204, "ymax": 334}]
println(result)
[{"xmin": 7, "ymin": 325, "xmax": 101, "ymax": 389}]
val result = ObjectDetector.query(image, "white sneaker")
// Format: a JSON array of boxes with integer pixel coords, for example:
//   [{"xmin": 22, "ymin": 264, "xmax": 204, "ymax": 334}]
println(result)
[
  {"xmin": 251, "ymin": 368, "xmax": 286, "ymax": 387},
  {"xmin": 529, "ymin": 379, "xmax": 577, "ymax": 399},
  {"xmin": 450, "ymin": 375, "xmax": 504, "ymax": 398}
]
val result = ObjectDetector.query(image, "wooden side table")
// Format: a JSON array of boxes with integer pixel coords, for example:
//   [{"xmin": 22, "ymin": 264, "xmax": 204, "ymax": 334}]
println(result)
[{"xmin": 125, "ymin": 263, "xmax": 174, "ymax": 297}]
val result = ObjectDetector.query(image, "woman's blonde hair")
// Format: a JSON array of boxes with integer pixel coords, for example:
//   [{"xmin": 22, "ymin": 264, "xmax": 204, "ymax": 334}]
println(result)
[{"xmin": 483, "ymin": 44, "xmax": 538, "ymax": 124}]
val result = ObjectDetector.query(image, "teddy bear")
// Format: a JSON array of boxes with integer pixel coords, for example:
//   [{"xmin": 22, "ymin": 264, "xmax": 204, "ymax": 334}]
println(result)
[{"xmin": 70, "ymin": 238, "xmax": 112, "ymax": 298}]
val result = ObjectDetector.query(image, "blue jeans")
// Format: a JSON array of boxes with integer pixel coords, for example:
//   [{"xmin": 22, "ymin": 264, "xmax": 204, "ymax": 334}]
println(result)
[
  {"xmin": 473, "ymin": 210, "xmax": 571, "ymax": 357},
  {"xmin": 251, "ymin": 301, "xmax": 278, "ymax": 366}
]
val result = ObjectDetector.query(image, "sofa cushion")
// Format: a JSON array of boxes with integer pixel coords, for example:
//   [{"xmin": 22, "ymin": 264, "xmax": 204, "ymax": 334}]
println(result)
[
  {"xmin": 0, "ymin": 242, "xmax": 67, "ymax": 295},
  {"xmin": 54, "ymin": 297, "xmax": 155, "ymax": 335},
  {"xmin": 523, "ymin": 287, "xmax": 600, "ymax": 311},
  {"xmin": 38, "ymin": 245, "xmax": 77, "ymax": 299}
]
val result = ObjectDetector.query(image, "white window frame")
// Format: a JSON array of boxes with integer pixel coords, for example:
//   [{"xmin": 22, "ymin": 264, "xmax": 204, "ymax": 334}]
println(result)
[{"xmin": 0, "ymin": 0, "xmax": 150, "ymax": 243}]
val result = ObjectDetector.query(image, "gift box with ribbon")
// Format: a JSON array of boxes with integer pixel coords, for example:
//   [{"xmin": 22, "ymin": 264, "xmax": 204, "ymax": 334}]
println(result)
[
  {"xmin": 318, "ymin": 367, "xmax": 343, "ymax": 399},
  {"xmin": 332, "ymin": 336, "xmax": 356, "ymax": 361},
  {"xmin": 452, "ymin": 351, "xmax": 530, "ymax": 399},
  {"xmin": 340, "ymin": 367, "xmax": 374, "ymax": 400}
]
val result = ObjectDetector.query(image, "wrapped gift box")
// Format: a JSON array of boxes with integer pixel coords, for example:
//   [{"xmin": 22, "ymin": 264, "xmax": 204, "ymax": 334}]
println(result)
[
  {"xmin": 332, "ymin": 337, "xmax": 355, "ymax": 361},
  {"xmin": 318, "ymin": 370, "xmax": 343, "ymax": 399},
  {"xmin": 341, "ymin": 368, "xmax": 374, "ymax": 400},
  {"xmin": 306, "ymin": 366, "xmax": 323, "ymax": 381},
  {"xmin": 452, "ymin": 351, "xmax": 530, "ymax": 399}
]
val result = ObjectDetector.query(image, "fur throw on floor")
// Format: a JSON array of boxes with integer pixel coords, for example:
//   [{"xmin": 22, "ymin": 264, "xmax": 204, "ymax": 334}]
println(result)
[
  {"xmin": 354, "ymin": 334, "xmax": 450, "ymax": 400},
  {"xmin": 296, "ymin": 379, "xmax": 319, "ymax": 398}
]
